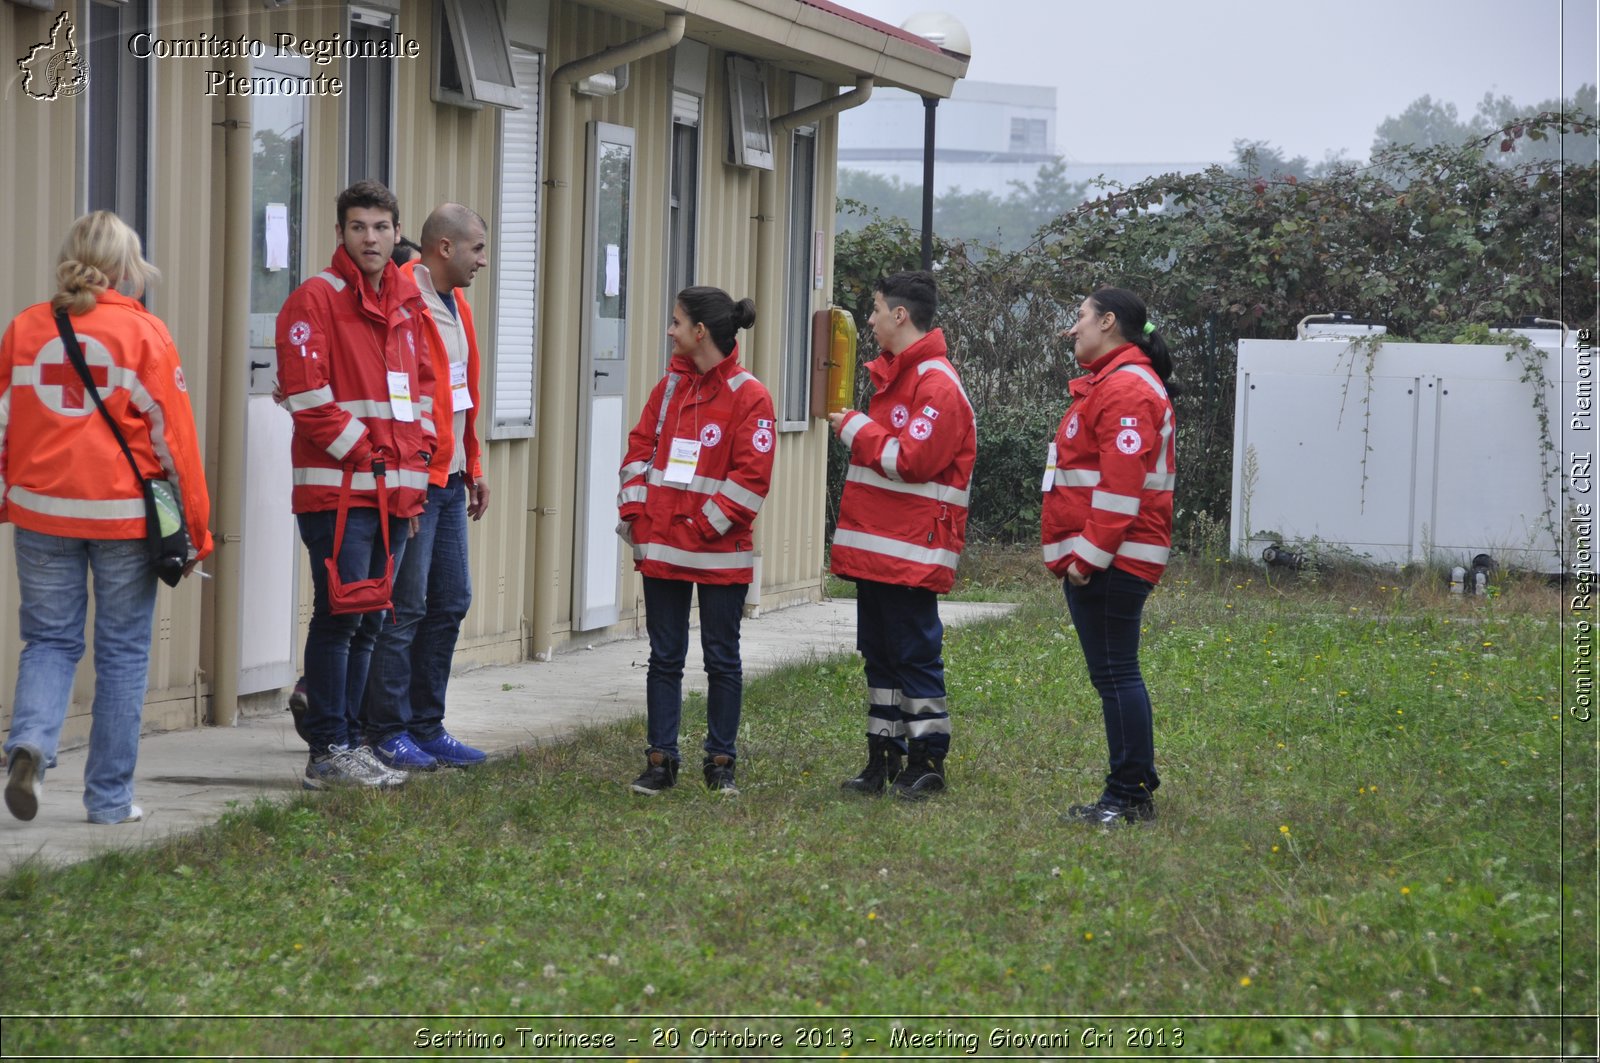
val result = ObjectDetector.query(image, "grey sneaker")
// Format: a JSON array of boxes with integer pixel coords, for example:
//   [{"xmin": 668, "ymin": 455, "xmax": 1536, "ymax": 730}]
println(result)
[
  {"xmin": 88, "ymin": 805, "xmax": 144, "ymax": 824},
  {"xmin": 5, "ymin": 745, "xmax": 43, "ymax": 821},
  {"xmin": 303, "ymin": 746, "xmax": 407, "ymax": 790}
]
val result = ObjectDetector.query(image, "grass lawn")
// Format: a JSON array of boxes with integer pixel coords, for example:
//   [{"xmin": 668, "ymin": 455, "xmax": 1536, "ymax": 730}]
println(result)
[{"xmin": 1, "ymin": 560, "xmax": 1591, "ymax": 1059}]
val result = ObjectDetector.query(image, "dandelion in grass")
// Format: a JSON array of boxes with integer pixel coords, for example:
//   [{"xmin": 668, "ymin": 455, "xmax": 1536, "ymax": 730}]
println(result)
[
  {"xmin": 1280, "ymin": 825, "xmax": 1290, "ymax": 835},
  {"xmin": 867, "ymin": 911, "xmax": 877, "ymax": 921},
  {"xmin": 1239, "ymin": 976, "xmax": 1252, "ymax": 987},
  {"xmin": 1272, "ymin": 845, "xmax": 1280, "ymax": 854},
  {"xmin": 1084, "ymin": 932, "xmax": 1094, "ymax": 942}
]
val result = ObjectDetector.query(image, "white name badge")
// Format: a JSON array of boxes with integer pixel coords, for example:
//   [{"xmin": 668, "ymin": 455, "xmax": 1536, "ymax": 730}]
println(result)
[
  {"xmin": 1041, "ymin": 442, "xmax": 1058, "ymax": 493},
  {"xmin": 449, "ymin": 361, "xmax": 474, "ymax": 411},
  {"xmin": 665, "ymin": 437, "xmax": 702, "ymax": 484},
  {"xmin": 386, "ymin": 371, "xmax": 415, "ymax": 422}
]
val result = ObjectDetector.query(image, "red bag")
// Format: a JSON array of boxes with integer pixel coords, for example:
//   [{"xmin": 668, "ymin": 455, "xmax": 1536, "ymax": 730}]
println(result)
[{"xmin": 325, "ymin": 461, "xmax": 394, "ymax": 616}]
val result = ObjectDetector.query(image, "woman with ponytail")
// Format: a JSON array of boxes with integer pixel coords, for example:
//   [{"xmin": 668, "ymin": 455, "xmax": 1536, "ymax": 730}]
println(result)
[
  {"xmin": 1, "ymin": 212, "xmax": 212, "ymax": 825},
  {"xmin": 1041, "ymin": 286, "xmax": 1176, "ymax": 827},
  {"xmin": 616, "ymin": 287, "xmax": 775, "ymax": 796}
]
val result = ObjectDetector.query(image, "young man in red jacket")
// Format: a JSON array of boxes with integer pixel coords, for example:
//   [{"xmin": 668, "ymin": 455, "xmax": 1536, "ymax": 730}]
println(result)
[
  {"xmin": 275, "ymin": 180, "xmax": 435, "ymax": 790},
  {"xmin": 364, "ymin": 203, "xmax": 491, "ymax": 770},
  {"xmin": 828, "ymin": 270, "xmax": 976, "ymax": 800}
]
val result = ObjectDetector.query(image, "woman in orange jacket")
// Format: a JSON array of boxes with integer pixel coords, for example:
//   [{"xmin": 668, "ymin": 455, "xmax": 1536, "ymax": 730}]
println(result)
[{"xmin": 1, "ymin": 211, "xmax": 212, "ymax": 825}]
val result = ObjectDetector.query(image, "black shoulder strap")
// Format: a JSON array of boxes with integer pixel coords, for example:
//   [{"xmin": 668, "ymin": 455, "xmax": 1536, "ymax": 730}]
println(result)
[{"xmin": 54, "ymin": 310, "xmax": 144, "ymax": 486}]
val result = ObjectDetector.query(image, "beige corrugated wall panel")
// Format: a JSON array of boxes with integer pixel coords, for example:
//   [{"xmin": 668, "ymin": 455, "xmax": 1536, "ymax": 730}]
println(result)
[
  {"xmin": 389, "ymin": 1, "xmax": 525, "ymax": 662},
  {"xmin": 0, "ymin": 5, "xmax": 87, "ymax": 739}
]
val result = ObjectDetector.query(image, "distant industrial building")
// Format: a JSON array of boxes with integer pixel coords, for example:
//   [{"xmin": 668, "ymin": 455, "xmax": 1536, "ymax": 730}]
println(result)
[{"xmin": 838, "ymin": 79, "xmax": 1215, "ymax": 198}]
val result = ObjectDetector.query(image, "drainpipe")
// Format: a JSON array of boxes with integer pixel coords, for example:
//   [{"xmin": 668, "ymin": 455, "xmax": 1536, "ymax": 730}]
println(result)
[
  {"xmin": 529, "ymin": 13, "xmax": 686, "ymax": 661},
  {"xmin": 920, "ymin": 96, "xmax": 937, "ymax": 270},
  {"xmin": 209, "ymin": 0, "xmax": 251, "ymax": 725}
]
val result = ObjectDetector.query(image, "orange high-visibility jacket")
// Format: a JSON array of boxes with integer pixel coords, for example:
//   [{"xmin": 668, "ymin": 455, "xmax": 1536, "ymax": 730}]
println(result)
[
  {"xmin": 617, "ymin": 347, "xmax": 775, "ymax": 585},
  {"xmin": 275, "ymin": 246, "xmax": 436, "ymax": 516},
  {"xmin": 0, "ymin": 291, "xmax": 213, "ymax": 560},
  {"xmin": 830, "ymin": 328, "xmax": 976, "ymax": 594},
  {"xmin": 1041, "ymin": 343, "xmax": 1176, "ymax": 585},
  {"xmin": 399, "ymin": 258, "xmax": 483, "ymax": 488}
]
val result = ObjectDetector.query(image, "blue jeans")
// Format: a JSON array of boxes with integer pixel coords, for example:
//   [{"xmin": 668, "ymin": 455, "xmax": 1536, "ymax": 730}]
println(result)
[
  {"xmin": 5, "ymin": 529, "xmax": 157, "ymax": 823},
  {"xmin": 642, "ymin": 576, "xmax": 746, "ymax": 762},
  {"xmin": 855, "ymin": 579, "xmax": 950, "ymax": 757},
  {"xmin": 1065, "ymin": 566, "xmax": 1160, "ymax": 804},
  {"xmin": 296, "ymin": 508, "xmax": 410, "ymax": 756},
  {"xmin": 364, "ymin": 476, "xmax": 471, "ymax": 743}
]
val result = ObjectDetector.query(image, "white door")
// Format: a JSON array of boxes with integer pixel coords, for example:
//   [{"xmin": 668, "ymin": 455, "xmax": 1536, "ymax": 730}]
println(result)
[
  {"xmin": 238, "ymin": 50, "xmax": 306, "ymax": 693},
  {"xmin": 573, "ymin": 122, "xmax": 635, "ymax": 631}
]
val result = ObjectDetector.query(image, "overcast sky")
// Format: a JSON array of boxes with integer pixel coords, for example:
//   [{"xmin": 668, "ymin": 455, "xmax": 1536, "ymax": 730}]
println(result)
[{"xmin": 842, "ymin": 0, "xmax": 1598, "ymax": 164}]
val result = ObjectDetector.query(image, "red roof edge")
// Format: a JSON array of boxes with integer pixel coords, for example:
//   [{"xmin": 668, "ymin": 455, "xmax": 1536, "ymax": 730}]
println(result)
[{"xmin": 799, "ymin": 0, "xmax": 943, "ymax": 53}]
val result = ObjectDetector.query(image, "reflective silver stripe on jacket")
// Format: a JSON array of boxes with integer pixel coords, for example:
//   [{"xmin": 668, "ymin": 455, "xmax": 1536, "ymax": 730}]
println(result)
[
  {"xmin": 7, "ymin": 486, "xmax": 145, "ymax": 521},
  {"xmin": 1091, "ymin": 489, "xmax": 1141, "ymax": 516},
  {"xmin": 337, "ymin": 399, "xmax": 395, "ymax": 419},
  {"xmin": 293, "ymin": 466, "xmax": 431, "ymax": 491},
  {"xmin": 315, "ymin": 271, "xmax": 347, "ymax": 293},
  {"xmin": 1042, "ymin": 535, "xmax": 1170, "ymax": 567},
  {"xmin": 619, "ymin": 460, "xmax": 650, "ymax": 482},
  {"xmin": 1056, "ymin": 467, "xmax": 1173, "ymax": 492},
  {"xmin": 916, "ymin": 358, "xmax": 975, "ymax": 414},
  {"xmin": 726, "ymin": 370, "xmax": 755, "ymax": 392},
  {"xmin": 839, "ymin": 412, "xmax": 867, "ymax": 448},
  {"xmin": 702, "ymin": 498, "xmax": 733, "ymax": 535},
  {"xmin": 283, "ymin": 386, "xmax": 335, "ymax": 412},
  {"xmin": 617, "ymin": 485, "xmax": 648, "ymax": 506},
  {"xmin": 325, "ymin": 419, "xmax": 367, "ymax": 461},
  {"xmin": 646, "ymin": 468, "xmax": 724, "ymax": 496},
  {"xmin": 635, "ymin": 541, "xmax": 755, "ymax": 570},
  {"xmin": 832, "ymin": 528, "xmax": 959, "ymax": 570},
  {"xmin": 720, "ymin": 477, "xmax": 766, "ymax": 513},
  {"xmin": 880, "ymin": 438, "xmax": 903, "ymax": 481},
  {"xmin": 845, "ymin": 465, "xmax": 969, "ymax": 507}
]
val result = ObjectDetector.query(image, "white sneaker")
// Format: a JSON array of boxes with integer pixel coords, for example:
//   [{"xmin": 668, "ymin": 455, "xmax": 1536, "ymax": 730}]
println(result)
[
  {"xmin": 304, "ymin": 746, "xmax": 405, "ymax": 790},
  {"xmin": 349, "ymin": 745, "xmax": 409, "ymax": 787},
  {"xmin": 89, "ymin": 805, "xmax": 143, "ymax": 824}
]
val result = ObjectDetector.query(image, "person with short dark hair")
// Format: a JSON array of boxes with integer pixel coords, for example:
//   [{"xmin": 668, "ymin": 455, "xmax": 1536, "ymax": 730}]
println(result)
[
  {"xmin": 1043, "ymin": 286, "xmax": 1178, "ymax": 827},
  {"xmin": 618, "ymin": 287, "xmax": 775, "ymax": 796},
  {"xmin": 275, "ymin": 180, "xmax": 435, "ymax": 789},
  {"xmin": 828, "ymin": 270, "xmax": 976, "ymax": 800},
  {"xmin": 364, "ymin": 203, "xmax": 491, "ymax": 770}
]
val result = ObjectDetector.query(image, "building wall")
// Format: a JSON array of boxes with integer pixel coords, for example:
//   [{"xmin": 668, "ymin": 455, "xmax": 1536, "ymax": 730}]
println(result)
[{"xmin": 0, "ymin": 0, "xmax": 859, "ymax": 743}]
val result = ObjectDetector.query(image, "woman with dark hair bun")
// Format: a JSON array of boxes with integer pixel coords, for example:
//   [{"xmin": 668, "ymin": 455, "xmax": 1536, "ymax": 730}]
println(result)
[
  {"xmin": 1042, "ymin": 286, "xmax": 1177, "ymax": 826},
  {"xmin": 617, "ymin": 286, "xmax": 775, "ymax": 796}
]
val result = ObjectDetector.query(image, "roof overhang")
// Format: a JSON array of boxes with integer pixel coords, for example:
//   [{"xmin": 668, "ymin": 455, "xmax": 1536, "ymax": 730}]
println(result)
[{"xmin": 572, "ymin": 0, "xmax": 969, "ymax": 98}]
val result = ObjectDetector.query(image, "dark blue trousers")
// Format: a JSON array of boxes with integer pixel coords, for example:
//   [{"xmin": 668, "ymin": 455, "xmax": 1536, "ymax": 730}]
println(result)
[
  {"xmin": 1065, "ymin": 567, "xmax": 1160, "ymax": 805},
  {"xmin": 855, "ymin": 578, "xmax": 950, "ymax": 758}
]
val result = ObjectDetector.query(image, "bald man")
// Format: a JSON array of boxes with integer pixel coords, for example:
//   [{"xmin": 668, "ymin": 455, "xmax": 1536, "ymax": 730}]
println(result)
[{"xmin": 363, "ymin": 203, "xmax": 491, "ymax": 769}]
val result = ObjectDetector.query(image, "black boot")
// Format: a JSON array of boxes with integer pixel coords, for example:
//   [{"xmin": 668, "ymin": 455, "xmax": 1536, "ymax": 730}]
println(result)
[
  {"xmin": 892, "ymin": 738, "xmax": 946, "ymax": 801},
  {"xmin": 629, "ymin": 750, "xmax": 679, "ymax": 795},
  {"xmin": 840, "ymin": 735, "xmax": 903, "ymax": 794}
]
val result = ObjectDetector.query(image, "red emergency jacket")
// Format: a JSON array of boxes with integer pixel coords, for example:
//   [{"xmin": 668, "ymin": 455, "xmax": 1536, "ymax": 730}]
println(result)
[
  {"xmin": 1041, "ymin": 343, "xmax": 1175, "ymax": 584},
  {"xmin": 617, "ymin": 347, "xmax": 775, "ymax": 585},
  {"xmin": 399, "ymin": 259, "xmax": 483, "ymax": 488},
  {"xmin": 830, "ymin": 328, "xmax": 975, "ymax": 593},
  {"xmin": 0, "ymin": 291, "xmax": 213, "ymax": 560},
  {"xmin": 275, "ymin": 246, "xmax": 435, "ymax": 516}
]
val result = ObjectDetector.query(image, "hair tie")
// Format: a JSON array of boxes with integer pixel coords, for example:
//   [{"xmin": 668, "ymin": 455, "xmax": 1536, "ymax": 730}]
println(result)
[{"xmin": 1143, "ymin": 321, "xmax": 1156, "ymax": 336}]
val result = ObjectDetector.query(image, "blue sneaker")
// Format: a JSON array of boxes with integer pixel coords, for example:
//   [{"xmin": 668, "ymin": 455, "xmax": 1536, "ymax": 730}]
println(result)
[
  {"xmin": 373, "ymin": 733, "xmax": 439, "ymax": 772},
  {"xmin": 414, "ymin": 731, "xmax": 487, "ymax": 767}
]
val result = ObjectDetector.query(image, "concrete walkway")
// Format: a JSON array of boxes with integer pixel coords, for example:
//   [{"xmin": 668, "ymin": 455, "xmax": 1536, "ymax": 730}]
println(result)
[{"xmin": 0, "ymin": 598, "xmax": 1015, "ymax": 877}]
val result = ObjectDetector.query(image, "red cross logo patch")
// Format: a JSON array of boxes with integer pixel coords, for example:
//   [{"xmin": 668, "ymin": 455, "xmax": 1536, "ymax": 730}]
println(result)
[{"xmin": 1116, "ymin": 428, "xmax": 1143, "ymax": 454}]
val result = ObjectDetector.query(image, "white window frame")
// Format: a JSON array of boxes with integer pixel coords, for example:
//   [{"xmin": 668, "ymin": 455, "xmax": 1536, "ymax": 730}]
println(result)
[
  {"xmin": 433, "ymin": 0, "xmax": 521, "ymax": 111},
  {"xmin": 488, "ymin": 45, "xmax": 542, "ymax": 439},
  {"xmin": 781, "ymin": 122, "xmax": 818, "ymax": 430},
  {"xmin": 725, "ymin": 56, "xmax": 773, "ymax": 170},
  {"xmin": 345, "ymin": 6, "xmax": 396, "ymax": 186}
]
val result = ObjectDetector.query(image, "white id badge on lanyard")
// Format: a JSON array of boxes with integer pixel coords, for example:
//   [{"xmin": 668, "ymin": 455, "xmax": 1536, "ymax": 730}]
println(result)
[
  {"xmin": 665, "ymin": 437, "xmax": 701, "ymax": 484},
  {"xmin": 387, "ymin": 371, "xmax": 415, "ymax": 422},
  {"xmin": 449, "ymin": 361, "xmax": 474, "ymax": 410},
  {"xmin": 1041, "ymin": 442, "xmax": 1058, "ymax": 492}
]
